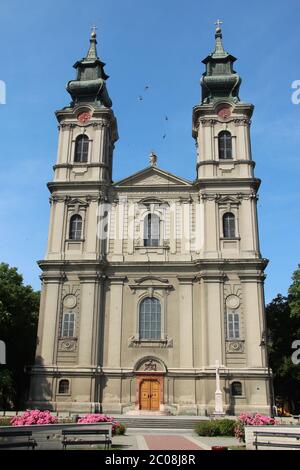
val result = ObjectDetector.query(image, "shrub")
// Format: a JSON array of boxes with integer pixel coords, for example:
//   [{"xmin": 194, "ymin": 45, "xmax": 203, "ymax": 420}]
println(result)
[
  {"xmin": 196, "ymin": 419, "xmax": 236, "ymax": 437},
  {"xmin": 234, "ymin": 413, "xmax": 278, "ymax": 442},
  {"xmin": 0, "ymin": 417, "xmax": 11, "ymax": 426},
  {"xmin": 114, "ymin": 422, "xmax": 126, "ymax": 435},
  {"xmin": 11, "ymin": 410, "xmax": 58, "ymax": 426},
  {"xmin": 218, "ymin": 419, "xmax": 236, "ymax": 436},
  {"xmin": 195, "ymin": 421, "xmax": 220, "ymax": 436},
  {"xmin": 78, "ymin": 414, "xmax": 126, "ymax": 436}
]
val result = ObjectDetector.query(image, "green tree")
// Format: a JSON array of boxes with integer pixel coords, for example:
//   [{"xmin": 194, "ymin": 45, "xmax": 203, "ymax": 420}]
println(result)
[
  {"xmin": 267, "ymin": 265, "xmax": 300, "ymax": 414},
  {"xmin": 0, "ymin": 263, "xmax": 39, "ymax": 409},
  {"xmin": 288, "ymin": 264, "xmax": 300, "ymax": 318}
]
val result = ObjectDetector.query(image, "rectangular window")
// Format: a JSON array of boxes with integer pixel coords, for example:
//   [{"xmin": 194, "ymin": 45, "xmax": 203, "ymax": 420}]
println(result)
[
  {"xmin": 62, "ymin": 312, "xmax": 75, "ymax": 337},
  {"xmin": 227, "ymin": 310, "xmax": 240, "ymax": 339}
]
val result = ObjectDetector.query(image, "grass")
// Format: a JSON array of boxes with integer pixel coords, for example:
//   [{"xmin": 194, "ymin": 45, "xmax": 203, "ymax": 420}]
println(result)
[{"xmin": 228, "ymin": 445, "xmax": 247, "ymax": 450}]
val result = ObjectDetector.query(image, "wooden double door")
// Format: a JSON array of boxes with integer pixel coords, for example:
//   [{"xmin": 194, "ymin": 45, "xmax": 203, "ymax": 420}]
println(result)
[{"xmin": 140, "ymin": 380, "xmax": 160, "ymax": 411}]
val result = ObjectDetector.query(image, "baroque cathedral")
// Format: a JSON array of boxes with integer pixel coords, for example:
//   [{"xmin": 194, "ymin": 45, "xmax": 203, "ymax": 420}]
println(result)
[{"xmin": 29, "ymin": 25, "xmax": 270, "ymax": 415}]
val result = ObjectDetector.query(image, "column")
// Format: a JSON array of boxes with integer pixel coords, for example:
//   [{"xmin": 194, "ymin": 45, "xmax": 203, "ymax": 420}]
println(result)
[
  {"xmin": 107, "ymin": 277, "xmax": 125, "ymax": 368},
  {"xmin": 178, "ymin": 277, "xmax": 194, "ymax": 368},
  {"xmin": 241, "ymin": 277, "xmax": 264, "ymax": 367},
  {"xmin": 181, "ymin": 202, "xmax": 191, "ymax": 254},
  {"xmin": 78, "ymin": 273, "xmax": 99, "ymax": 366},
  {"xmin": 39, "ymin": 276, "xmax": 61, "ymax": 365},
  {"xmin": 204, "ymin": 275, "xmax": 224, "ymax": 366}
]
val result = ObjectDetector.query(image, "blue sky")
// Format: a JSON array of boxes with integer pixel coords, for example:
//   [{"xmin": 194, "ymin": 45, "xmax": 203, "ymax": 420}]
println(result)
[{"xmin": 0, "ymin": 0, "xmax": 299, "ymax": 302}]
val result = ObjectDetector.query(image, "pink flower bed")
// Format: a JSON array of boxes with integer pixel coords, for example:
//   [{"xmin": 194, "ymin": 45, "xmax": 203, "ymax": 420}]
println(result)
[
  {"xmin": 78, "ymin": 414, "xmax": 125, "ymax": 435},
  {"xmin": 234, "ymin": 413, "xmax": 278, "ymax": 442},
  {"xmin": 11, "ymin": 410, "xmax": 58, "ymax": 426}
]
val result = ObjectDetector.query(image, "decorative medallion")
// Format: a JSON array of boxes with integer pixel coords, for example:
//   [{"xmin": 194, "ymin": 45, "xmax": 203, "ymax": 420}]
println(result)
[
  {"xmin": 217, "ymin": 106, "xmax": 232, "ymax": 119},
  {"xmin": 58, "ymin": 339, "xmax": 77, "ymax": 352},
  {"xmin": 77, "ymin": 112, "xmax": 92, "ymax": 123},
  {"xmin": 226, "ymin": 341, "xmax": 244, "ymax": 353},
  {"xmin": 63, "ymin": 294, "xmax": 77, "ymax": 309},
  {"xmin": 135, "ymin": 357, "xmax": 165, "ymax": 372},
  {"xmin": 226, "ymin": 294, "xmax": 240, "ymax": 309},
  {"xmin": 144, "ymin": 359, "xmax": 157, "ymax": 371}
]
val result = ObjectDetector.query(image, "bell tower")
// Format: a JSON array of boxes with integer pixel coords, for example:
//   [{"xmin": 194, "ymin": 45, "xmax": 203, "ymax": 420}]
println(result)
[
  {"xmin": 191, "ymin": 23, "xmax": 270, "ymax": 414},
  {"xmin": 192, "ymin": 22, "xmax": 261, "ymax": 260},
  {"xmin": 29, "ymin": 29, "xmax": 118, "ymax": 411},
  {"xmin": 54, "ymin": 28, "xmax": 118, "ymax": 187}
]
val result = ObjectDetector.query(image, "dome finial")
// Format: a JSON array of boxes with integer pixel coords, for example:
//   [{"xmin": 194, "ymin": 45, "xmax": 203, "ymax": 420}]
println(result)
[
  {"xmin": 91, "ymin": 25, "xmax": 97, "ymax": 39},
  {"xmin": 85, "ymin": 25, "xmax": 98, "ymax": 61}
]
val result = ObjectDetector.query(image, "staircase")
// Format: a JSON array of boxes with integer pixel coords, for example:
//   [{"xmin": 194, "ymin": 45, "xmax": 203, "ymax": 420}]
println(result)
[{"xmin": 113, "ymin": 416, "xmax": 209, "ymax": 429}]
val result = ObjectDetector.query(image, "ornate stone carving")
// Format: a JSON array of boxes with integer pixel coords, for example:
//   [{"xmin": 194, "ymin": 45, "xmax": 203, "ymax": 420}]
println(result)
[
  {"xmin": 128, "ymin": 336, "xmax": 173, "ymax": 349},
  {"xmin": 226, "ymin": 341, "xmax": 244, "ymax": 353},
  {"xmin": 63, "ymin": 294, "xmax": 77, "ymax": 309},
  {"xmin": 200, "ymin": 192, "xmax": 257, "ymax": 204},
  {"xmin": 199, "ymin": 118, "xmax": 218, "ymax": 126},
  {"xmin": 226, "ymin": 294, "xmax": 240, "ymax": 309},
  {"xmin": 135, "ymin": 357, "xmax": 165, "ymax": 371},
  {"xmin": 58, "ymin": 339, "xmax": 77, "ymax": 352},
  {"xmin": 144, "ymin": 359, "xmax": 157, "ymax": 371}
]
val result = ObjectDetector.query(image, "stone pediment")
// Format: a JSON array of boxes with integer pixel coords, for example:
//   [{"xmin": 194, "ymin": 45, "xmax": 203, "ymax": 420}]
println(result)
[{"xmin": 114, "ymin": 166, "xmax": 192, "ymax": 188}]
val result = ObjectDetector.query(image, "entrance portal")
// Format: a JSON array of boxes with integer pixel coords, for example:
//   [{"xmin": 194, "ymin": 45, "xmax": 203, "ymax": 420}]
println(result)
[{"xmin": 140, "ymin": 380, "xmax": 160, "ymax": 411}]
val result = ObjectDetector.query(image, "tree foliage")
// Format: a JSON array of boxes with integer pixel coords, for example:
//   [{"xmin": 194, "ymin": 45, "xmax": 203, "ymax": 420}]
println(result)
[
  {"xmin": 0, "ymin": 263, "xmax": 39, "ymax": 409},
  {"xmin": 267, "ymin": 264, "xmax": 300, "ymax": 413},
  {"xmin": 288, "ymin": 264, "xmax": 300, "ymax": 318}
]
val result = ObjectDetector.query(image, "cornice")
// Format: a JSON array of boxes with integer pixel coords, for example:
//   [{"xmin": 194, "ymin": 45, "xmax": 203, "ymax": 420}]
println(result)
[
  {"xmin": 199, "ymin": 191, "xmax": 258, "ymax": 202},
  {"xmin": 47, "ymin": 181, "xmax": 111, "ymax": 193},
  {"xmin": 196, "ymin": 160, "xmax": 255, "ymax": 169},
  {"xmin": 193, "ymin": 177, "xmax": 261, "ymax": 191},
  {"xmin": 53, "ymin": 162, "xmax": 109, "ymax": 171}
]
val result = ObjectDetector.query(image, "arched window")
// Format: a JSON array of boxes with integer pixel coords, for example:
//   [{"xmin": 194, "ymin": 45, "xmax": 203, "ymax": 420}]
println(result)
[
  {"xmin": 139, "ymin": 297, "xmax": 161, "ymax": 340},
  {"xmin": 227, "ymin": 309, "xmax": 240, "ymax": 339},
  {"xmin": 62, "ymin": 312, "xmax": 75, "ymax": 337},
  {"xmin": 58, "ymin": 379, "xmax": 70, "ymax": 394},
  {"xmin": 144, "ymin": 213, "xmax": 160, "ymax": 247},
  {"xmin": 231, "ymin": 381, "xmax": 242, "ymax": 396},
  {"xmin": 223, "ymin": 212, "xmax": 235, "ymax": 238},
  {"xmin": 218, "ymin": 131, "xmax": 232, "ymax": 159},
  {"xmin": 74, "ymin": 135, "xmax": 89, "ymax": 163},
  {"xmin": 69, "ymin": 214, "xmax": 82, "ymax": 240}
]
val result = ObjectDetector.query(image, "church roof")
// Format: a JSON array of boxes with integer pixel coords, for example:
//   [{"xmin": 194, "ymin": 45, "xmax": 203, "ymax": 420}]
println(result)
[
  {"xmin": 113, "ymin": 165, "xmax": 193, "ymax": 188},
  {"xmin": 201, "ymin": 21, "xmax": 241, "ymax": 105},
  {"xmin": 66, "ymin": 27, "xmax": 112, "ymax": 108}
]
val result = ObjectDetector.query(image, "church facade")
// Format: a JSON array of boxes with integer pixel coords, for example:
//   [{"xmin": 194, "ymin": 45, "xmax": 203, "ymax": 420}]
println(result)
[{"xmin": 29, "ymin": 26, "xmax": 270, "ymax": 415}]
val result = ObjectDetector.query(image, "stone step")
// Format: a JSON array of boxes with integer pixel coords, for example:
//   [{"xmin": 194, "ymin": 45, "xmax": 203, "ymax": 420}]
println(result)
[{"xmin": 113, "ymin": 417, "xmax": 209, "ymax": 429}]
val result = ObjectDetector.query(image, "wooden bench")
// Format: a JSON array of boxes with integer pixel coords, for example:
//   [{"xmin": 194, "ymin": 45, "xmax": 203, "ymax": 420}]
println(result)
[
  {"xmin": 253, "ymin": 430, "xmax": 300, "ymax": 450},
  {"xmin": 0, "ymin": 430, "xmax": 37, "ymax": 450},
  {"xmin": 62, "ymin": 427, "xmax": 112, "ymax": 450}
]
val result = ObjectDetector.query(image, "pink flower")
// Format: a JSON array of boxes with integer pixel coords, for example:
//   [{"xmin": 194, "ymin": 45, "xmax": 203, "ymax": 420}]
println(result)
[{"xmin": 10, "ymin": 410, "xmax": 57, "ymax": 426}]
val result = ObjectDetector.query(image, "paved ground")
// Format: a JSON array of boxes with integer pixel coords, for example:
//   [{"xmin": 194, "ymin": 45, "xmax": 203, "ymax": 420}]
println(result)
[
  {"xmin": 141, "ymin": 435, "xmax": 203, "ymax": 450},
  {"xmin": 114, "ymin": 429, "xmax": 241, "ymax": 451},
  {"xmin": 0, "ymin": 428, "xmax": 242, "ymax": 450}
]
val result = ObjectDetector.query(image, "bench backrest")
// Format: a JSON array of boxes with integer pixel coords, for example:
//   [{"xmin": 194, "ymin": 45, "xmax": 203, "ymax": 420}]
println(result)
[
  {"xmin": 62, "ymin": 429, "xmax": 109, "ymax": 436},
  {"xmin": 0, "ymin": 430, "xmax": 32, "ymax": 438},
  {"xmin": 254, "ymin": 431, "xmax": 300, "ymax": 438}
]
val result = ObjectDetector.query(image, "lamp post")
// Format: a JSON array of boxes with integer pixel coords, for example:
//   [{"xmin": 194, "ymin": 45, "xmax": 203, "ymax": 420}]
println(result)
[{"xmin": 260, "ymin": 330, "xmax": 276, "ymax": 417}]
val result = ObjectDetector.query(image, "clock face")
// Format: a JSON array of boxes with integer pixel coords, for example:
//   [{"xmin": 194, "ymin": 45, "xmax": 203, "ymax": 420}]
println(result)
[
  {"xmin": 77, "ymin": 112, "xmax": 91, "ymax": 123},
  {"xmin": 217, "ymin": 106, "xmax": 232, "ymax": 119}
]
